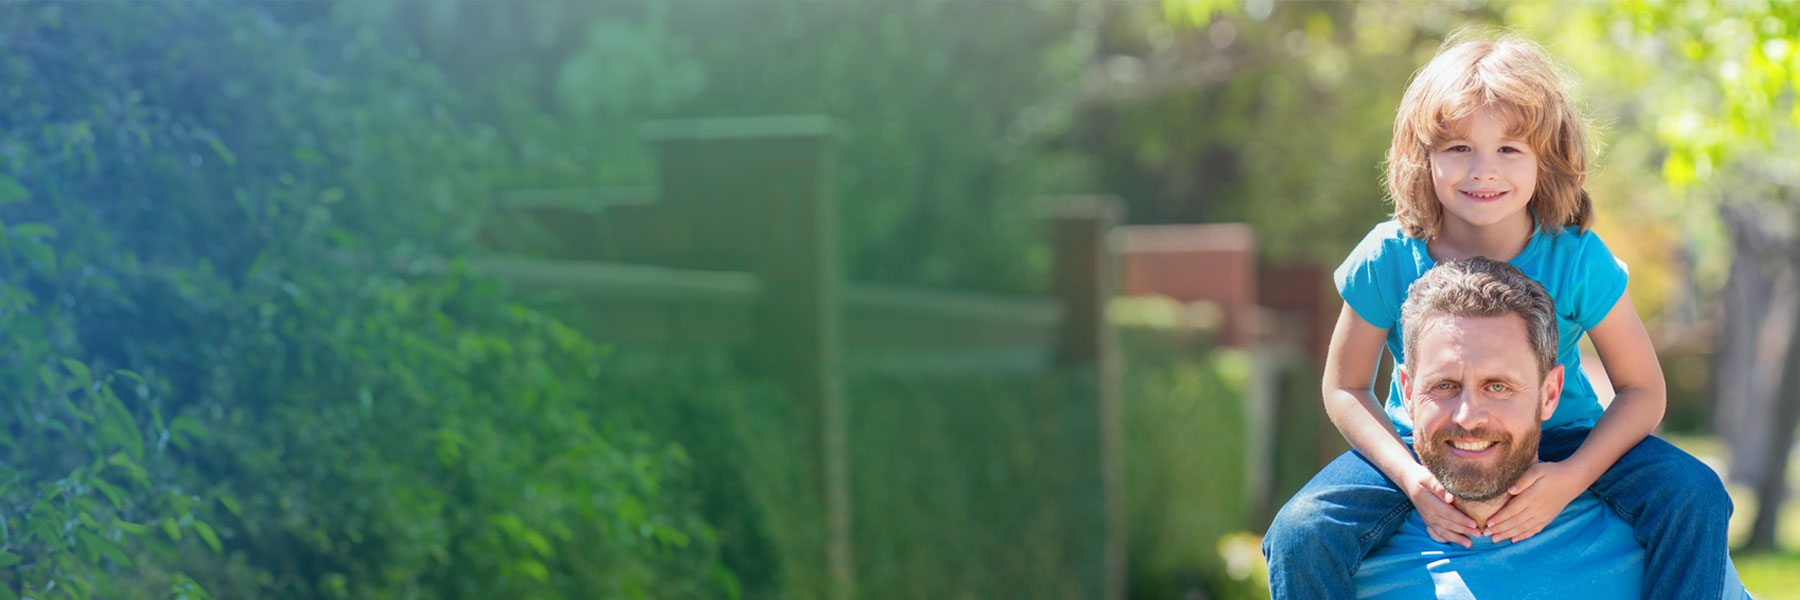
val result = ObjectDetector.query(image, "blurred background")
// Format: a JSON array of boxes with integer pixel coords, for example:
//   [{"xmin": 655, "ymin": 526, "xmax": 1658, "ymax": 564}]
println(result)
[{"xmin": 2, "ymin": 0, "xmax": 1797, "ymax": 598}]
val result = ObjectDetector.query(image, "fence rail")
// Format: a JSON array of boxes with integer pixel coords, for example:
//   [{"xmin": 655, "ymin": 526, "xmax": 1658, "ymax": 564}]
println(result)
[{"xmin": 480, "ymin": 115, "xmax": 1125, "ymax": 600}]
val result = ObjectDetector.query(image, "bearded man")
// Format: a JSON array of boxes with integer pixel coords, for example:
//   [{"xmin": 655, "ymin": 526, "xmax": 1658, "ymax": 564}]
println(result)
[{"xmin": 1349, "ymin": 257, "xmax": 1751, "ymax": 599}]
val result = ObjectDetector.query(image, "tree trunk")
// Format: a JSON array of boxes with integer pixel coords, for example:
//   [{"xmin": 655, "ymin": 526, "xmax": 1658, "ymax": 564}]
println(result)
[
  {"xmin": 1746, "ymin": 254, "xmax": 1800, "ymax": 550},
  {"xmin": 1715, "ymin": 203, "xmax": 1788, "ymax": 490}
]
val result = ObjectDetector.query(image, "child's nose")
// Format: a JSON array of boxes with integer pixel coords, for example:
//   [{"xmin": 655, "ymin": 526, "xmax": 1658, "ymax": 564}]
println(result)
[{"xmin": 1470, "ymin": 157, "xmax": 1500, "ymax": 180}]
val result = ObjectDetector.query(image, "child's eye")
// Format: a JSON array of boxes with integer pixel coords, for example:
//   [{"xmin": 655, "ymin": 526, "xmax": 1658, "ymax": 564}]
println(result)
[
  {"xmin": 1500, "ymin": 145, "xmax": 1527, "ymax": 154},
  {"xmin": 1443, "ymin": 144, "xmax": 1471, "ymax": 153}
]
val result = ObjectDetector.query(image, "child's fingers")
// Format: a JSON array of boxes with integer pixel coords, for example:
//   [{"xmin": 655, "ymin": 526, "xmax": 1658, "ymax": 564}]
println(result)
[
  {"xmin": 1427, "ymin": 527, "xmax": 1471, "ymax": 548},
  {"xmin": 1488, "ymin": 512, "xmax": 1545, "ymax": 541},
  {"xmin": 1432, "ymin": 527, "xmax": 1472, "ymax": 548},
  {"xmin": 1487, "ymin": 501, "xmax": 1523, "ymax": 527},
  {"xmin": 1507, "ymin": 464, "xmax": 1546, "ymax": 496},
  {"xmin": 1422, "ymin": 507, "xmax": 1479, "ymax": 537},
  {"xmin": 1502, "ymin": 519, "xmax": 1549, "ymax": 543}
]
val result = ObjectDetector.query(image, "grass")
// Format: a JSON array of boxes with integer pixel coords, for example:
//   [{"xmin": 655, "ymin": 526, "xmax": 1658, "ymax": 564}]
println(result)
[{"xmin": 1664, "ymin": 434, "xmax": 1800, "ymax": 600}]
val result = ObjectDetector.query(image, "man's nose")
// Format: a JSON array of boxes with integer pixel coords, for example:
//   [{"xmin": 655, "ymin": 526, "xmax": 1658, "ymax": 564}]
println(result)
[{"xmin": 1450, "ymin": 395, "xmax": 1490, "ymax": 428}]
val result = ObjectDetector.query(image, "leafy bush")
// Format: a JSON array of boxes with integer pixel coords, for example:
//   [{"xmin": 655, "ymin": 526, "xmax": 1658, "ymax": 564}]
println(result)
[
  {"xmin": 1120, "ymin": 325, "xmax": 1269, "ymax": 600},
  {"xmin": 0, "ymin": 3, "xmax": 723, "ymax": 597}
]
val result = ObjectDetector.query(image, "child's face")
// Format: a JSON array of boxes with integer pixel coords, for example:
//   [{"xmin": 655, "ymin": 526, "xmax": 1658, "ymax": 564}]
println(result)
[{"xmin": 1429, "ymin": 107, "xmax": 1538, "ymax": 235}]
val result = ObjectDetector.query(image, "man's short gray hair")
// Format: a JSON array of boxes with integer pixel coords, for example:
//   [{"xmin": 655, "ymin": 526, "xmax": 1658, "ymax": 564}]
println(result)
[{"xmin": 1400, "ymin": 257, "xmax": 1558, "ymax": 375}]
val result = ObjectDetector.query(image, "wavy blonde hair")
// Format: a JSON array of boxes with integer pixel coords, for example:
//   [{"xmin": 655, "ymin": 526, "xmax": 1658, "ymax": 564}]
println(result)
[{"xmin": 1385, "ymin": 34, "xmax": 1594, "ymax": 240}]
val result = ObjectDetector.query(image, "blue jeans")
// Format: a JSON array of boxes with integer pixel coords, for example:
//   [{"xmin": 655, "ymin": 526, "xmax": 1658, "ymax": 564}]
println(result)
[{"xmin": 1260, "ymin": 427, "xmax": 1732, "ymax": 600}]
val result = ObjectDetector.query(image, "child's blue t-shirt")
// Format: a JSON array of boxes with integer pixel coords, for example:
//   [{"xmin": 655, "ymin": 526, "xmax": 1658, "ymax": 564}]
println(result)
[{"xmin": 1335, "ymin": 221, "xmax": 1628, "ymax": 436}]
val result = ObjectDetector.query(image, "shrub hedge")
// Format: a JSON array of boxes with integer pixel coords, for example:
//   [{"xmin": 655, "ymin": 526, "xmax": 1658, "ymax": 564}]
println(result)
[{"xmin": 0, "ymin": 4, "xmax": 722, "ymax": 598}]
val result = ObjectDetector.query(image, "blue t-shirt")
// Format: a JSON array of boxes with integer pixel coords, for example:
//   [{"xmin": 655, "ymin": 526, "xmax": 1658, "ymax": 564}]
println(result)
[
  {"xmin": 1354, "ymin": 492, "xmax": 1751, "ymax": 599},
  {"xmin": 1335, "ymin": 221, "xmax": 1628, "ymax": 436}
]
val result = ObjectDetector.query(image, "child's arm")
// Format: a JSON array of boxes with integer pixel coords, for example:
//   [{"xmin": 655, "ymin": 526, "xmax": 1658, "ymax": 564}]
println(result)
[
  {"xmin": 1323, "ymin": 304, "xmax": 1481, "ymax": 547},
  {"xmin": 1486, "ymin": 290, "xmax": 1666, "ymax": 543}
]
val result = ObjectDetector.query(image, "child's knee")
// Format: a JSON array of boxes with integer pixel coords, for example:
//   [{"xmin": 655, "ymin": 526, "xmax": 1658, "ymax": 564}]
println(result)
[
  {"xmin": 1677, "ymin": 462, "xmax": 1733, "ymax": 513},
  {"xmin": 1644, "ymin": 456, "xmax": 1732, "ymax": 513}
]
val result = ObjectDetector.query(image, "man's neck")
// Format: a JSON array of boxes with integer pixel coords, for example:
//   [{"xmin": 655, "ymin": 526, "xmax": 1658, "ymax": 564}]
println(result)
[{"xmin": 1452, "ymin": 497, "xmax": 1508, "ymax": 531}]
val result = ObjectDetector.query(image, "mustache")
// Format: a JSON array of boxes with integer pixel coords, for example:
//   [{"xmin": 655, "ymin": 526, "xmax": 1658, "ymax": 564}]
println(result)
[{"xmin": 1427, "ymin": 425, "xmax": 1512, "ymax": 444}]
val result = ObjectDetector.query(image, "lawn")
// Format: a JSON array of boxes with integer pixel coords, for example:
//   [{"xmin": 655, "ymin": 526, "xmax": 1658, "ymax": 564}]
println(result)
[{"xmin": 1665, "ymin": 434, "xmax": 1800, "ymax": 600}]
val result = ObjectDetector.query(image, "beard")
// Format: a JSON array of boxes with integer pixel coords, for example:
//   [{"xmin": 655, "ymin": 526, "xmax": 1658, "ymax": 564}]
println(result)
[{"xmin": 1417, "ymin": 423, "xmax": 1540, "ymax": 502}]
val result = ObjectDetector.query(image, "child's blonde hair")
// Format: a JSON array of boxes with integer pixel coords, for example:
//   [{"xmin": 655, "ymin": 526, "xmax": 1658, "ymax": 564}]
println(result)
[{"xmin": 1385, "ymin": 34, "xmax": 1594, "ymax": 240}]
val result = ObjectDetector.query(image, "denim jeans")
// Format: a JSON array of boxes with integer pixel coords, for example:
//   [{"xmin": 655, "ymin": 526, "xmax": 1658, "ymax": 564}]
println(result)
[{"xmin": 1260, "ymin": 427, "xmax": 1732, "ymax": 600}]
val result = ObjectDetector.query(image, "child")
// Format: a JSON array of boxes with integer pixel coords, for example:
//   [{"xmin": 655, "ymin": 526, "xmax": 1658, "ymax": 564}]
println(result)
[{"xmin": 1260, "ymin": 34, "xmax": 1731, "ymax": 599}]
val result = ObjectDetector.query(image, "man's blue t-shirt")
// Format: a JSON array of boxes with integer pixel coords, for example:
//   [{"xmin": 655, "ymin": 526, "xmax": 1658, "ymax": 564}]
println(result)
[
  {"xmin": 1335, "ymin": 221, "xmax": 1628, "ymax": 436},
  {"xmin": 1353, "ymin": 492, "xmax": 1751, "ymax": 599}
]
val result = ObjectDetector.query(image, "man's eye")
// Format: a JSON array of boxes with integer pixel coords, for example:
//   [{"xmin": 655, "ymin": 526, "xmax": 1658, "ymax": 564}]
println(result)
[
  {"xmin": 1486, "ymin": 383, "xmax": 1509, "ymax": 393},
  {"xmin": 1434, "ymin": 382, "xmax": 1458, "ymax": 391}
]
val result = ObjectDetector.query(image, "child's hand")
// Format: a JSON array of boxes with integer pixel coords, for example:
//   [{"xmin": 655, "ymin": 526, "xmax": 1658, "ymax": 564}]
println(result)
[
  {"xmin": 1401, "ymin": 466, "xmax": 1479, "ymax": 548},
  {"xmin": 1485, "ymin": 461, "xmax": 1584, "ymax": 543}
]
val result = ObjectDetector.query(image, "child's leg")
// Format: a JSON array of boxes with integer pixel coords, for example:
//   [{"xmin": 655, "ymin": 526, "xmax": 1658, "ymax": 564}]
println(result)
[
  {"xmin": 1262, "ymin": 449, "xmax": 1412, "ymax": 600},
  {"xmin": 1542, "ymin": 428, "xmax": 1733, "ymax": 600}
]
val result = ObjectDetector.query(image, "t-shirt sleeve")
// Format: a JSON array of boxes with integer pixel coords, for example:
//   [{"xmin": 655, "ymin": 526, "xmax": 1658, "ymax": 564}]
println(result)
[
  {"xmin": 1334, "ymin": 228, "xmax": 1402, "ymax": 331},
  {"xmin": 1567, "ymin": 232, "xmax": 1630, "ymax": 330}
]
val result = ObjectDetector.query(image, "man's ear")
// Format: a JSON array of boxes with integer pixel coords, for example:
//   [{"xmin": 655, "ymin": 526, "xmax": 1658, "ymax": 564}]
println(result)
[
  {"xmin": 1397, "ymin": 363, "xmax": 1413, "ymax": 408},
  {"xmin": 1539, "ymin": 364, "xmax": 1564, "ymax": 422}
]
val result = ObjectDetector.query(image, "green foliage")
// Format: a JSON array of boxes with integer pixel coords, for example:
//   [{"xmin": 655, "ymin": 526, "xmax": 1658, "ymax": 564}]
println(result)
[
  {"xmin": 364, "ymin": 0, "xmax": 1092, "ymax": 294},
  {"xmin": 606, "ymin": 359, "xmax": 1109, "ymax": 599},
  {"xmin": 0, "ymin": 2, "xmax": 723, "ymax": 597},
  {"xmin": 1119, "ymin": 328, "xmax": 1266, "ymax": 600},
  {"xmin": 847, "ymin": 373, "xmax": 1106, "ymax": 599}
]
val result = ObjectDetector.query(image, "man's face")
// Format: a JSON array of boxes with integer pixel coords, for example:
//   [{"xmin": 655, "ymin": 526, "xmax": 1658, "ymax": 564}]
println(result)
[{"xmin": 1399, "ymin": 314, "xmax": 1562, "ymax": 502}]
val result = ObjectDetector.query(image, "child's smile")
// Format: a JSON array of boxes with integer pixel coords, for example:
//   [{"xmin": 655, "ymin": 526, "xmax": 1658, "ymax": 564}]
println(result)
[{"xmin": 1430, "ymin": 106, "xmax": 1538, "ymax": 237}]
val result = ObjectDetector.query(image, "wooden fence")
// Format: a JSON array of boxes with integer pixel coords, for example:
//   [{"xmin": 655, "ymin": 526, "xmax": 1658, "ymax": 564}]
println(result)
[{"xmin": 474, "ymin": 116, "xmax": 1126, "ymax": 600}]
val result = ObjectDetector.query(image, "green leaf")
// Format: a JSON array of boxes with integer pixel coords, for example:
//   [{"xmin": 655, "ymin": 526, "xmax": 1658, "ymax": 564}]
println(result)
[
  {"xmin": 0, "ymin": 176, "xmax": 28, "ymax": 205},
  {"xmin": 193, "ymin": 520, "xmax": 221, "ymax": 554},
  {"xmin": 652, "ymin": 523, "xmax": 690, "ymax": 548},
  {"xmin": 513, "ymin": 559, "xmax": 549, "ymax": 582},
  {"xmin": 160, "ymin": 517, "xmax": 180, "ymax": 542},
  {"xmin": 0, "ymin": 552, "xmax": 20, "ymax": 567},
  {"xmin": 219, "ymin": 494, "xmax": 242, "ymax": 519},
  {"xmin": 524, "ymin": 529, "xmax": 552, "ymax": 557},
  {"xmin": 8, "ymin": 223, "xmax": 54, "ymax": 239},
  {"xmin": 61, "ymin": 359, "xmax": 91, "ymax": 387},
  {"xmin": 97, "ymin": 389, "xmax": 145, "ymax": 461},
  {"xmin": 112, "ymin": 519, "xmax": 151, "ymax": 537},
  {"xmin": 292, "ymin": 147, "xmax": 326, "ymax": 165},
  {"xmin": 93, "ymin": 479, "xmax": 125, "ymax": 510},
  {"xmin": 77, "ymin": 529, "xmax": 132, "ymax": 567},
  {"xmin": 106, "ymin": 452, "xmax": 149, "ymax": 487},
  {"xmin": 15, "ymin": 238, "xmax": 52, "ymax": 272},
  {"xmin": 203, "ymin": 135, "xmax": 238, "ymax": 166}
]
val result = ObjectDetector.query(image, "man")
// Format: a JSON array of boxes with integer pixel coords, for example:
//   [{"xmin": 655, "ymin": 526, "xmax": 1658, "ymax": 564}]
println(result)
[{"xmin": 1350, "ymin": 257, "xmax": 1750, "ymax": 599}]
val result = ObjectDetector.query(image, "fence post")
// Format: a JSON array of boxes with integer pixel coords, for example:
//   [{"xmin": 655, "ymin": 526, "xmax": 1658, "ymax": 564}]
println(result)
[
  {"xmin": 643, "ymin": 116, "xmax": 854, "ymax": 600},
  {"xmin": 1050, "ymin": 195, "xmax": 1125, "ymax": 600}
]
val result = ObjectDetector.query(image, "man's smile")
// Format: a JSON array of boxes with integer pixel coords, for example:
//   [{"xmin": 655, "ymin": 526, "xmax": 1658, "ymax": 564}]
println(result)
[{"xmin": 1447, "ymin": 439, "xmax": 1497, "ymax": 453}]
